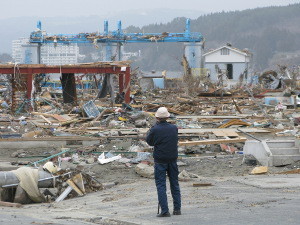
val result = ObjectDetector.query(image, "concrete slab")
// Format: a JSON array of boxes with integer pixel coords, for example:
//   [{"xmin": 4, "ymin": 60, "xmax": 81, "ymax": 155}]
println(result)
[
  {"xmin": 244, "ymin": 139, "xmax": 300, "ymax": 166},
  {"xmin": 230, "ymin": 174, "xmax": 300, "ymax": 188},
  {"xmin": 272, "ymin": 155, "xmax": 300, "ymax": 166},
  {"xmin": 1, "ymin": 176, "xmax": 300, "ymax": 225},
  {"xmin": 270, "ymin": 147, "xmax": 300, "ymax": 155},
  {"xmin": 267, "ymin": 140, "xmax": 295, "ymax": 148}
]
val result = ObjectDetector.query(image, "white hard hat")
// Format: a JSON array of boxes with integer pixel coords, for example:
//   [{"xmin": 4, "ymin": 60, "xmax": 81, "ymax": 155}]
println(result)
[
  {"xmin": 155, "ymin": 107, "xmax": 170, "ymax": 118},
  {"xmin": 43, "ymin": 162, "xmax": 58, "ymax": 174}
]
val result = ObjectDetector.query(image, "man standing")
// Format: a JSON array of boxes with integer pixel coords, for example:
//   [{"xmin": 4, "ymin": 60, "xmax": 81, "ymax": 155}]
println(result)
[{"xmin": 146, "ymin": 107, "xmax": 181, "ymax": 217}]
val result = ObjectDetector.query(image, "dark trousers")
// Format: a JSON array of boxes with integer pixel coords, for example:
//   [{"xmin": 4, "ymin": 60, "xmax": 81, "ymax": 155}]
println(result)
[{"xmin": 154, "ymin": 161, "xmax": 181, "ymax": 214}]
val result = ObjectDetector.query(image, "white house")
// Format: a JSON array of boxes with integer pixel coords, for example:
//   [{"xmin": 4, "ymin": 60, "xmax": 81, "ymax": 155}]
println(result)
[{"xmin": 203, "ymin": 44, "xmax": 252, "ymax": 84}]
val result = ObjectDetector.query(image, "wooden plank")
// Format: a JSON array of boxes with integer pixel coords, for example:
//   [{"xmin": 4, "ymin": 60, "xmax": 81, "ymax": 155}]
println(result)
[
  {"xmin": 178, "ymin": 128, "xmax": 268, "ymax": 134},
  {"xmin": 138, "ymin": 128, "xmax": 270, "ymax": 134},
  {"xmin": 72, "ymin": 173, "xmax": 85, "ymax": 194},
  {"xmin": 31, "ymin": 112, "xmax": 54, "ymax": 117},
  {"xmin": 52, "ymin": 114, "xmax": 69, "ymax": 122},
  {"xmin": 66, "ymin": 180, "xmax": 84, "ymax": 196},
  {"xmin": 213, "ymin": 130, "xmax": 226, "ymax": 137},
  {"xmin": 29, "ymin": 121, "xmax": 60, "ymax": 128},
  {"xmin": 179, "ymin": 137, "xmax": 247, "ymax": 146},
  {"xmin": 61, "ymin": 119, "xmax": 85, "ymax": 126},
  {"xmin": 176, "ymin": 115, "xmax": 246, "ymax": 119},
  {"xmin": 0, "ymin": 129, "xmax": 265, "ymax": 142},
  {"xmin": 113, "ymin": 104, "xmax": 143, "ymax": 108},
  {"xmin": 119, "ymin": 130, "xmax": 139, "ymax": 135},
  {"xmin": 218, "ymin": 119, "xmax": 250, "ymax": 128},
  {"xmin": 193, "ymin": 183, "xmax": 213, "ymax": 187},
  {"xmin": 277, "ymin": 169, "xmax": 300, "ymax": 174},
  {"xmin": 32, "ymin": 112, "xmax": 73, "ymax": 122},
  {"xmin": 39, "ymin": 115, "xmax": 52, "ymax": 124},
  {"xmin": 213, "ymin": 130, "xmax": 239, "ymax": 137},
  {"xmin": 0, "ymin": 136, "xmax": 101, "ymax": 142},
  {"xmin": 232, "ymin": 98, "xmax": 243, "ymax": 114},
  {"xmin": 145, "ymin": 103, "xmax": 184, "ymax": 115},
  {"xmin": 223, "ymin": 130, "xmax": 240, "ymax": 137},
  {"xmin": 0, "ymin": 201, "xmax": 22, "ymax": 208}
]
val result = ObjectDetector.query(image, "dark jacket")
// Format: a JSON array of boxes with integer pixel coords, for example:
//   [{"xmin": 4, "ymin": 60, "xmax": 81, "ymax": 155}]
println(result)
[{"xmin": 146, "ymin": 121, "xmax": 178, "ymax": 164}]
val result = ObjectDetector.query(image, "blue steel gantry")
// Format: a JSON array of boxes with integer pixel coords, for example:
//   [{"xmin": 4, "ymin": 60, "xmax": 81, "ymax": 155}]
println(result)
[
  {"xmin": 30, "ymin": 19, "xmax": 202, "ymax": 44},
  {"xmin": 29, "ymin": 19, "xmax": 204, "ymax": 68}
]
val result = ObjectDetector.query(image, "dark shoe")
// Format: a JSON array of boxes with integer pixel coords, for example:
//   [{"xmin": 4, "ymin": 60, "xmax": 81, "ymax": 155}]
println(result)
[
  {"xmin": 156, "ymin": 212, "xmax": 171, "ymax": 217},
  {"xmin": 173, "ymin": 210, "xmax": 181, "ymax": 215}
]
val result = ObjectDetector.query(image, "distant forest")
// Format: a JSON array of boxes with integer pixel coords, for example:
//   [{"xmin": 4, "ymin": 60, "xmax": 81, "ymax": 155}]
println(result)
[{"xmin": 124, "ymin": 3, "xmax": 300, "ymax": 72}]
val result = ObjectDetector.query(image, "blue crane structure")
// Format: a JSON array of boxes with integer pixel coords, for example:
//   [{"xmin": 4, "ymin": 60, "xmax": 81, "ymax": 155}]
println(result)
[{"xmin": 28, "ymin": 19, "xmax": 204, "ymax": 69}]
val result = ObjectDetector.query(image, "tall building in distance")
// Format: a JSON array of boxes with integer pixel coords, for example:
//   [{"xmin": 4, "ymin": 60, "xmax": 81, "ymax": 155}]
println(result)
[
  {"xmin": 12, "ymin": 38, "xmax": 29, "ymax": 63},
  {"xmin": 12, "ymin": 38, "xmax": 80, "ymax": 65},
  {"xmin": 40, "ymin": 43, "xmax": 79, "ymax": 65}
]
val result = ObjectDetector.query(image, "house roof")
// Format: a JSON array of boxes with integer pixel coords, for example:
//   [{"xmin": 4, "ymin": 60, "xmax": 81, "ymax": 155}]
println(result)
[{"xmin": 203, "ymin": 45, "xmax": 250, "ymax": 57}]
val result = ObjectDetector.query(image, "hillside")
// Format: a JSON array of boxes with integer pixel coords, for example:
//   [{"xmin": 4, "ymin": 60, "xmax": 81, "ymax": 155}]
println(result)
[{"xmin": 125, "ymin": 4, "xmax": 300, "ymax": 71}]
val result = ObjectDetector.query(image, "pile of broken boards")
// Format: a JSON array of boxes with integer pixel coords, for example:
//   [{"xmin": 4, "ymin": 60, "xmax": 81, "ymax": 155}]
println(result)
[
  {"xmin": 1, "ymin": 86, "xmax": 300, "ymax": 139},
  {"xmin": 1, "ymin": 89, "xmax": 300, "ymax": 161},
  {"xmin": 0, "ymin": 159, "xmax": 117, "ymax": 206}
]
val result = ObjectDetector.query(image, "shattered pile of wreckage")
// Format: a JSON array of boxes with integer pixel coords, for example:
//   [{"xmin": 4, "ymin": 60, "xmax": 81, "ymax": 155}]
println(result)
[{"xmin": 1, "ymin": 64, "xmax": 300, "ymax": 207}]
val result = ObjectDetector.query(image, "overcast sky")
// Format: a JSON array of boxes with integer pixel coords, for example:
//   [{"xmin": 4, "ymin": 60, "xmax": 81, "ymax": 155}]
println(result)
[{"xmin": 1, "ymin": 0, "xmax": 299, "ymax": 19}]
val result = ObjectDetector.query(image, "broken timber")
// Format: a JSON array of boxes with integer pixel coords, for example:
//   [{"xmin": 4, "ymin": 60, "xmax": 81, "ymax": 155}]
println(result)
[
  {"xmin": 0, "ymin": 201, "xmax": 22, "ymax": 208},
  {"xmin": 176, "ymin": 115, "xmax": 247, "ymax": 119},
  {"xmin": 134, "ymin": 128, "xmax": 270, "ymax": 135},
  {"xmin": 55, "ymin": 173, "xmax": 85, "ymax": 202},
  {"xmin": 193, "ymin": 183, "xmax": 213, "ymax": 187},
  {"xmin": 179, "ymin": 137, "xmax": 247, "ymax": 146},
  {"xmin": 218, "ymin": 119, "xmax": 250, "ymax": 128}
]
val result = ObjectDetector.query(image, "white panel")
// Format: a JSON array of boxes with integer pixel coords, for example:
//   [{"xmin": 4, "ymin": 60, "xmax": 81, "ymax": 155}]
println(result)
[
  {"xmin": 206, "ymin": 64, "xmax": 217, "ymax": 81},
  {"xmin": 232, "ymin": 63, "xmax": 246, "ymax": 80},
  {"xmin": 205, "ymin": 49, "xmax": 249, "ymax": 63},
  {"xmin": 205, "ymin": 62, "xmax": 247, "ymax": 82}
]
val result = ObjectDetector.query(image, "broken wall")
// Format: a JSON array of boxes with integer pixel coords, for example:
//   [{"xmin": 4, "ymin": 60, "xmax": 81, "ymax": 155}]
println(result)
[{"xmin": 206, "ymin": 62, "xmax": 248, "ymax": 83}]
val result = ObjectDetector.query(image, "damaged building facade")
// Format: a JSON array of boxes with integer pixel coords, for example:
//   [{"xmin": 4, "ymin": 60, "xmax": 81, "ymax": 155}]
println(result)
[{"xmin": 203, "ymin": 44, "xmax": 252, "ymax": 86}]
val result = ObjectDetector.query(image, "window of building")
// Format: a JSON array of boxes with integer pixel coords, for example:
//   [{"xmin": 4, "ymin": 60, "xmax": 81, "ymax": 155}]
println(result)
[{"xmin": 221, "ymin": 48, "xmax": 230, "ymax": 55}]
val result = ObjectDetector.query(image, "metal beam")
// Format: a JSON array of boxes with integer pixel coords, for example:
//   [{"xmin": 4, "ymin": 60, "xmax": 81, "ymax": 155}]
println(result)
[
  {"xmin": 0, "ymin": 64, "xmax": 132, "ymax": 107},
  {"xmin": 0, "ymin": 66, "xmax": 129, "ymax": 75}
]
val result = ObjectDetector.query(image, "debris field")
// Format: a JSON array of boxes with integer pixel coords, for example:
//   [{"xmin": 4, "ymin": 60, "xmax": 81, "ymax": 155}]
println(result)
[{"xmin": 0, "ymin": 62, "xmax": 300, "ymax": 214}]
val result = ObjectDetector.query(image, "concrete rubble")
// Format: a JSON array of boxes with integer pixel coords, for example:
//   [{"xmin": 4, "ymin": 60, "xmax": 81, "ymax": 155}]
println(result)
[{"xmin": 0, "ymin": 63, "xmax": 300, "ymax": 223}]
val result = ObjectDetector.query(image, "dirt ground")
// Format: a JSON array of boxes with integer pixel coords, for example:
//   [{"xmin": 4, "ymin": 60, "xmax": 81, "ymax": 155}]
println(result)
[{"xmin": 1, "ymin": 144, "xmax": 300, "ymax": 183}]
